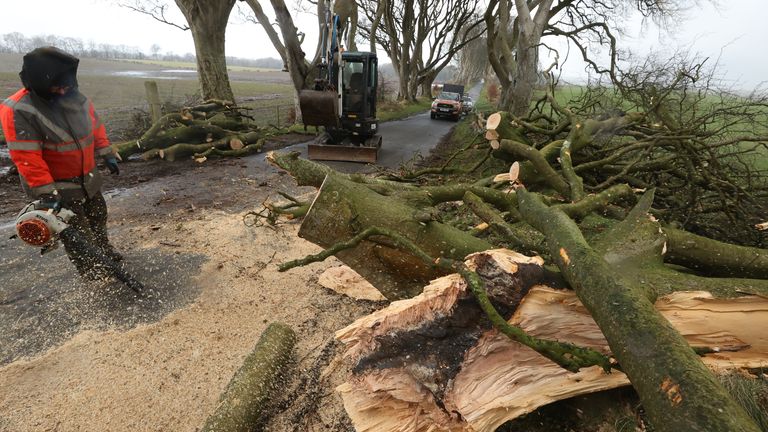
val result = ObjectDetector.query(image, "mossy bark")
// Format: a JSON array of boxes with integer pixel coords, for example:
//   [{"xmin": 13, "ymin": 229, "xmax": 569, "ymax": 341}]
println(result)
[
  {"xmin": 201, "ymin": 323, "xmax": 296, "ymax": 432},
  {"xmin": 298, "ymin": 174, "xmax": 493, "ymax": 299},
  {"xmin": 664, "ymin": 227, "xmax": 768, "ymax": 279},
  {"xmin": 518, "ymin": 189, "xmax": 761, "ymax": 432},
  {"xmin": 144, "ymin": 132, "xmax": 265, "ymax": 161}
]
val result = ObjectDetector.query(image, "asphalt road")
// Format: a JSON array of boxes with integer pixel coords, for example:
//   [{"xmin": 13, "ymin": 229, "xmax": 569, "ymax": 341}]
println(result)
[
  {"xmin": 0, "ymin": 82, "xmax": 482, "ymax": 365},
  {"xmin": 288, "ymin": 82, "xmax": 483, "ymax": 173}
]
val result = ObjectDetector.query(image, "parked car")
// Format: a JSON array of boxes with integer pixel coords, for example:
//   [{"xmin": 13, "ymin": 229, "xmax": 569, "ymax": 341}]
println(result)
[
  {"xmin": 431, "ymin": 90, "xmax": 464, "ymax": 121},
  {"xmin": 462, "ymin": 95, "xmax": 474, "ymax": 113}
]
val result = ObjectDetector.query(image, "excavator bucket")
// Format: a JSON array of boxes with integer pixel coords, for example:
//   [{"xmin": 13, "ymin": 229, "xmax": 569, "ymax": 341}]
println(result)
[
  {"xmin": 308, "ymin": 134, "xmax": 382, "ymax": 163},
  {"xmin": 299, "ymin": 89, "xmax": 340, "ymax": 128},
  {"xmin": 308, "ymin": 143, "xmax": 379, "ymax": 163}
]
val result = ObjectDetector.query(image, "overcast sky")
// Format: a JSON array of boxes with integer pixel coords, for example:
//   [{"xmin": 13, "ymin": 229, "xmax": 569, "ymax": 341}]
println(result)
[{"xmin": 2, "ymin": 0, "xmax": 766, "ymax": 89}]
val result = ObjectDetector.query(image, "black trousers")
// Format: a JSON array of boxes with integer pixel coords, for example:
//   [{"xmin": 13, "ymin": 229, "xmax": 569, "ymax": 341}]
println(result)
[{"xmin": 60, "ymin": 191, "xmax": 112, "ymax": 276}]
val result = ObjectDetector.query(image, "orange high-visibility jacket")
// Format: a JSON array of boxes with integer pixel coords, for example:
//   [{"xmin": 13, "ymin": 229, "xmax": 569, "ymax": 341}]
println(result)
[{"xmin": 0, "ymin": 88, "xmax": 112, "ymax": 200}]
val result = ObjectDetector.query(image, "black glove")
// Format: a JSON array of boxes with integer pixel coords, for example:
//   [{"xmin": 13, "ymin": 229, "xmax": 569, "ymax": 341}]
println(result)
[
  {"xmin": 104, "ymin": 156, "xmax": 120, "ymax": 175},
  {"xmin": 37, "ymin": 191, "xmax": 62, "ymax": 211}
]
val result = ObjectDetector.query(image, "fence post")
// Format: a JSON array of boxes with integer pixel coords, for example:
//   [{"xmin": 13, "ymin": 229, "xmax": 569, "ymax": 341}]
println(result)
[
  {"xmin": 276, "ymin": 106, "xmax": 280, "ymax": 128},
  {"xmin": 144, "ymin": 81, "xmax": 162, "ymax": 124}
]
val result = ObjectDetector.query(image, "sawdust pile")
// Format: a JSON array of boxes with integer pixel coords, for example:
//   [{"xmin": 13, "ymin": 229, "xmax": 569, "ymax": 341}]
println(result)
[{"xmin": 0, "ymin": 209, "xmax": 374, "ymax": 431}]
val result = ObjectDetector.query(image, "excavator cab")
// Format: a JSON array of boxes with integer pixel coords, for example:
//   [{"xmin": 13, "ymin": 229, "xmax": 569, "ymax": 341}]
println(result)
[
  {"xmin": 338, "ymin": 53, "xmax": 378, "ymax": 140},
  {"xmin": 299, "ymin": 51, "xmax": 382, "ymax": 163}
]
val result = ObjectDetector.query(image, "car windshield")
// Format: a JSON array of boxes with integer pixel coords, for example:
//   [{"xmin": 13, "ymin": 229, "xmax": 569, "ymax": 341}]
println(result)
[{"xmin": 439, "ymin": 92, "xmax": 460, "ymax": 101}]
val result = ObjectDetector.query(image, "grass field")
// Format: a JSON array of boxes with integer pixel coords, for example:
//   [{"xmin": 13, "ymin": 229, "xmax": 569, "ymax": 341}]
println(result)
[
  {"xmin": 0, "ymin": 53, "xmax": 434, "ymax": 141},
  {"xmin": 377, "ymin": 98, "xmax": 432, "ymax": 121},
  {"xmin": 0, "ymin": 54, "xmax": 293, "ymax": 141},
  {"xmin": 120, "ymin": 59, "xmax": 280, "ymax": 73}
]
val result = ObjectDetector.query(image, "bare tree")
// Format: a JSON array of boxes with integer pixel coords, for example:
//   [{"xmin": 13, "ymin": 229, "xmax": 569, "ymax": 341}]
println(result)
[
  {"xmin": 238, "ymin": 0, "xmax": 340, "ymax": 120},
  {"xmin": 485, "ymin": 0, "xmax": 554, "ymax": 116},
  {"xmin": 3, "ymin": 32, "xmax": 30, "ymax": 53},
  {"xmin": 120, "ymin": 0, "xmax": 237, "ymax": 102},
  {"xmin": 485, "ymin": 0, "xmax": 689, "ymax": 116},
  {"xmin": 359, "ymin": 0, "xmax": 483, "ymax": 101},
  {"xmin": 455, "ymin": 32, "xmax": 489, "ymax": 85}
]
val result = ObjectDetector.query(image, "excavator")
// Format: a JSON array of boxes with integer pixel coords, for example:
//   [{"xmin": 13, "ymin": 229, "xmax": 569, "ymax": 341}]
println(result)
[{"xmin": 298, "ymin": 1, "xmax": 382, "ymax": 163}]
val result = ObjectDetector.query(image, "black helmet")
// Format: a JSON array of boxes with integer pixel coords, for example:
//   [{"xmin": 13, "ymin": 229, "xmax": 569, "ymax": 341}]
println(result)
[{"xmin": 19, "ymin": 46, "xmax": 80, "ymax": 99}]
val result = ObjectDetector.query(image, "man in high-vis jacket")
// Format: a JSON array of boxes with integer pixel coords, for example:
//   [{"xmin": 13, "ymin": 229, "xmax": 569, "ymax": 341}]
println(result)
[{"xmin": 0, "ymin": 46, "xmax": 123, "ymax": 279}]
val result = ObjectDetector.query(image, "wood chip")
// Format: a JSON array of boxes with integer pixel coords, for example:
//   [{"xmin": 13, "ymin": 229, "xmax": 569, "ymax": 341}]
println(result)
[{"xmin": 318, "ymin": 265, "xmax": 386, "ymax": 301}]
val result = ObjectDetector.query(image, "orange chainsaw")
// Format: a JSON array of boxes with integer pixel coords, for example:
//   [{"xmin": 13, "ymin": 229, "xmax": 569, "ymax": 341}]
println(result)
[{"xmin": 15, "ymin": 201, "xmax": 145, "ymax": 294}]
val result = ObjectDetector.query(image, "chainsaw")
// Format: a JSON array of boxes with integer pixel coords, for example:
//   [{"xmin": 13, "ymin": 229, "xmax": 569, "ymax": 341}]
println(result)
[{"xmin": 14, "ymin": 201, "xmax": 145, "ymax": 294}]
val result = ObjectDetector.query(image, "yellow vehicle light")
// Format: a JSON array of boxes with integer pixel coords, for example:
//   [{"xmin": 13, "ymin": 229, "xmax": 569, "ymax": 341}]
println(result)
[{"xmin": 347, "ymin": 114, "xmax": 358, "ymax": 118}]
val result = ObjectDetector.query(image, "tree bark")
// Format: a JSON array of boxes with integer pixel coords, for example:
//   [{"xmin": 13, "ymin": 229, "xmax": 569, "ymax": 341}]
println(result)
[
  {"xmin": 518, "ymin": 190, "xmax": 762, "ymax": 432},
  {"xmin": 664, "ymin": 227, "xmax": 768, "ymax": 279},
  {"xmin": 201, "ymin": 323, "xmax": 296, "ymax": 431},
  {"xmin": 241, "ymin": 0, "xmax": 288, "ymax": 68},
  {"xmin": 298, "ymin": 174, "xmax": 492, "ymax": 299},
  {"xmin": 174, "ymin": 0, "xmax": 236, "ymax": 102},
  {"xmin": 269, "ymin": 0, "xmax": 310, "ymax": 93}
]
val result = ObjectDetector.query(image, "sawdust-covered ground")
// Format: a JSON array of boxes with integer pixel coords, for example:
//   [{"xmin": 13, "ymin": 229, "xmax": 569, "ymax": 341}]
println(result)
[{"xmin": 0, "ymin": 136, "xmax": 386, "ymax": 431}]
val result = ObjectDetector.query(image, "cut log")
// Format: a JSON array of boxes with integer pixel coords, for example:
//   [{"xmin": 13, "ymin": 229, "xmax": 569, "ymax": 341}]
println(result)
[
  {"xmin": 318, "ymin": 265, "xmax": 386, "ymax": 301},
  {"xmin": 485, "ymin": 112, "xmax": 504, "ymax": 131},
  {"xmin": 484, "ymin": 129, "xmax": 500, "ymax": 141},
  {"xmin": 229, "ymin": 138, "xmax": 245, "ymax": 150},
  {"xmin": 664, "ymin": 227, "xmax": 768, "ymax": 280},
  {"xmin": 336, "ymin": 249, "xmax": 768, "ymax": 432},
  {"xmin": 201, "ymin": 323, "xmax": 296, "ymax": 432},
  {"xmin": 484, "ymin": 111, "xmax": 531, "ymax": 144},
  {"xmin": 146, "ymin": 132, "xmax": 265, "ymax": 161}
]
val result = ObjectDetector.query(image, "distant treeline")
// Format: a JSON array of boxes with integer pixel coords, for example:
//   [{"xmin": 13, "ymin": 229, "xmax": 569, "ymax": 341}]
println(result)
[{"xmin": 0, "ymin": 32, "xmax": 283, "ymax": 69}]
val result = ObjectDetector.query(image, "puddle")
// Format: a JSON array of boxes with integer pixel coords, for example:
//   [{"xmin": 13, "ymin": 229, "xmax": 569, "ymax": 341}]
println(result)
[
  {"xmin": 0, "ymin": 220, "xmax": 14, "ymax": 231},
  {"xmin": 102, "ymin": 187, "xmax": 131, "ymax": 199},
  {"xmin": 111, "ymin": 70, "xmax": 196, "ymax": 80}
]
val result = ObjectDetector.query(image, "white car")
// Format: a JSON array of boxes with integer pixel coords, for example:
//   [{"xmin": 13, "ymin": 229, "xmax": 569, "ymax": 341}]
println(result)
[{"xmin": 462, "ymin": 96, "xmax": 474, "ymax": 113}]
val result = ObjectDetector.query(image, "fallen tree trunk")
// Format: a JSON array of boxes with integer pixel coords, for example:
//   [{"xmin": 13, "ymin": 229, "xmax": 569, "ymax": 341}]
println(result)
[
  {"xmin": 201, "ymin": 323, "xmax": 296, "ymax": 432},
  {"xmin": 142, "ymin": 132, "xmax": 265, "ymax": 161},
  {"xmin": 298, "ymin": 174, "xmax": 492, "ymax": 299},
  {"xmin": 336, "ymin": 249, "xmax": 768, "ymax": 432},
  {"xmin": 664, "ymin": 227, "xmax": 768, "ymax": 279},
  {"xmin": 518, "ymin": 190, "xmax": 762, "ymax": 431},
  {"xmin": 113, "ymin": 101, "xmax": 269, "ymax": 161},
  {"xmin": 270, "ymin": 152, "xmax": 768, "ymax": 301}
]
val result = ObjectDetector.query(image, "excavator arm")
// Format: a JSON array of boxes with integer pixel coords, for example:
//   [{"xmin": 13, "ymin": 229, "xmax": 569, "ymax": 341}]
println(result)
[{"xmin": 299, "ymin": 0, "xmax": 382, "ymax": 163}]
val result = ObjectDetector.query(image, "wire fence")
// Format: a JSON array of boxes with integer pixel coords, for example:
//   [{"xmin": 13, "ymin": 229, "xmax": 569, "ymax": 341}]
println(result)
[
  {"xmin": 241, "ymin": 103, "xmax": 296, "ymax": 128},
  {"xmin": 99, "ymin": 99, "xmax": 296, "ymax": 142}
]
